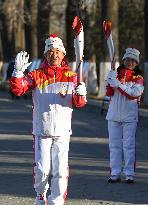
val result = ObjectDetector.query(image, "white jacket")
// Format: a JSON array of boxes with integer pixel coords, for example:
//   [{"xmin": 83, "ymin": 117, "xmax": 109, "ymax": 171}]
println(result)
[
  {"xmin": 10, "ymin": 65, "xmax": 86, "ymax": 137},
  {"xmin": 106, "ymin": 74, "xmax": 144, "ymax": 122}
]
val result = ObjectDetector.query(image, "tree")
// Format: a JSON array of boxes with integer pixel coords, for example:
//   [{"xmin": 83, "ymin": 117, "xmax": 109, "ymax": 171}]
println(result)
[
  {"xmin": 66, "ymin": 0, "xmax": 77, "ymax": 62},
  {"xmin": 14, "ymin": 0, "xmax": 25, "ymax": 53},
  {"xmin": 119, "ymin": 0, "xmax": 144, "ymax": 62},
  {"xmin": 1, "ymin": 0, "xmax": 25, "ymax": 59},
  {"xmin": 81, "ymin": 0, "xmax": 97, "ymax": 61},
  {"xmin": 1, "ymin": 0, "xmax": 16, "ymax": 60},
  {"xmin": 101, "ymin": 0, "xmax": 119, "ymax": 61},
  {"xmin": 93, "ymin": 0, "xmax": 101, "ymax": 87},
  {"xmin": 97, "ymin": 0, "xmax": 119, "ymax": 98},
  {"xmin": 0, "ymin": 14, "xmax": 3, "ymax": 60},
  {"xmin": 30, "ymin": 0, "xmax": 38, "ymax": 59},
  {"xmin": 144, "ymin": 0, "xmax": 148, "ymax": 61},
  {"xmin": 49, "ymin": 0, "xmax": 67, "ymax": 47},
  {"xmin": 37, "ymin": 0, "xmax": 50, "ymax": 58},
  {"xmin": 144, "ymin": 0, "xmax": 148, "ymax": 105}
]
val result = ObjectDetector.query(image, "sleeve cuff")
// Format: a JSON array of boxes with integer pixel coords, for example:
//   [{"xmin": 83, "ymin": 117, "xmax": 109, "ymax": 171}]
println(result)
[
  {"xmin": 12, "ymin": 69, "xmax": 24, "ymax": 78},
  {"xmin": 118, "ymin": 82, "xmax": 126, "ymax": 90}
]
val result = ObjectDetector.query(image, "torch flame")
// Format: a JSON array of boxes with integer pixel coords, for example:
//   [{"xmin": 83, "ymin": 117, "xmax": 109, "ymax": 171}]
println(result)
[
  {"xmin": 72, "ymin": 16, "xmax": 83, "ymax": 37},
  {"xmin": 103, "ymin": 20, "xmax": 112, "ymax": 39}
]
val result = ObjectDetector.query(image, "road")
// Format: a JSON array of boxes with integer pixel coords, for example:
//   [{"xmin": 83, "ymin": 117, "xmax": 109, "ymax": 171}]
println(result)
[{"xmin": 0, "ymin": 90, "xmax": 148, "ymax": 205}]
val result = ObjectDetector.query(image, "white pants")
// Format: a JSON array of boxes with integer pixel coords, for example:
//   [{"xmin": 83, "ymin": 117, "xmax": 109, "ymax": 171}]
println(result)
[
  {"xmin": 108, "ymin": 121, "xmax": 137, "ymax": 176},
  {"xmin": 33, "ymin": 136, "xmax": 70, "ymax": 205}
]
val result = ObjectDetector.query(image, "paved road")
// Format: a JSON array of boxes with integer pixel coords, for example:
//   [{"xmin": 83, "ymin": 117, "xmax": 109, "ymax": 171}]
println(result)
[{"xmin": 0, "ymin": 90, "xmax": 148, "ymax": 205}]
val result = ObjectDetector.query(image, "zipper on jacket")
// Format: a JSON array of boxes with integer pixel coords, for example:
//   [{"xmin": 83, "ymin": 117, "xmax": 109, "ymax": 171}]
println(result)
[
  {"xmin": 120, "ymin": 69, "xmax": 127, "ymax": 121},
  {"xmin": 53, "ymin": 69, "xmax": 56, "ymax": 134}
]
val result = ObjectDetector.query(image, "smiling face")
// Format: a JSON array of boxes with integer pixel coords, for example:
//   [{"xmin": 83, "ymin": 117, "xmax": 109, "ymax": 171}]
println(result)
[
  {"xmin": 45, "ymin": 48, "xmax": 65, "ymax": 67},
  {"xmin": 123, "ymin": 57, "xmax": 138, "ymax": 70}
]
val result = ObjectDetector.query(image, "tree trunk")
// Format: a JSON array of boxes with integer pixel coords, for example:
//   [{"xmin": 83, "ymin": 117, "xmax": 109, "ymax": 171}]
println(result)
[
  {"xmin": 94, "ymin": 0, "xmax": 101, "ymax": 89},
  {"xmin": 0, "ymin": 20, "xmax": 3, "ymax": 61},
  {"xmin": 66, "ymin": 0, "xmax": 78, "ymax": 62},
  {"xmin": 144, "ymin": 0, "xmax": 148, "ymax": 105},
  {"xmin": 144, "ymin": 0, "xmax": 148, "ymax": 61},
  {"xmin": 30, "ymin": 0, "xmax": 38, "ymax": 59},
  {"xmin": 82, "ymin": 0, "xmax": 98, "ymax": 94},
  {"xmin": 2, "ymin": 0, "xmax": 16, "ymax": 60},
  {"xmin": 14, "ymin": 0, "xmax": 25, "ymax": 53},
  {"xmin": 102, "ymin": 0, "xmax": 119, "ymax": 61},
  {"xmin": 98, "ymin": 0, "xmax": 119, "ymax": 99},
  {"xmin": 49, "ymin": 0, "xmax": 67, "ymax": 48}
]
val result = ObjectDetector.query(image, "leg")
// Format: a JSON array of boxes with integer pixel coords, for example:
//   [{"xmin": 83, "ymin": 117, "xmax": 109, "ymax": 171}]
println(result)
[
  {"xmin": 108, "ymin": 121, "xmax": 123, "ymax": 176},
  {"xmin": 48, "ymin": 136, "xmax": 70, "ymax": 205},
  {"xmin": 123, "ymin": 122, "xmax": 137, "ymax": 177},
  {"xmin": 33, "ymin": 136, "xmax": 53, "ymax": 202}
]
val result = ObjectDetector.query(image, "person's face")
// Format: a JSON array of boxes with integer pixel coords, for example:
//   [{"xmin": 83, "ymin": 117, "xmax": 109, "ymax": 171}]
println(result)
[
  {"xmin": 123, "ymin": 58, "xmax": 138, "ymax": 70},
  {"xmin": 45, "ymin": 48, "xmax": 65, "ymax": 67}
]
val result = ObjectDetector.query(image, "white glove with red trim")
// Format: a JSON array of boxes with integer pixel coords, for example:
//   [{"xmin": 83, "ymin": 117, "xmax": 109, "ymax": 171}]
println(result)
[
  {"xmin": 107, "ymin": 70, "xmax": 119, "ymax": 88},
  {"xmin": 108, "ymin": 78, "xmax": 120, "ymax": 88},
  {"xmin": 75, "ymin": 82, "xmax": 87, "ymax": 96},
  {"xmin": 107, "ymin": 70, "xmax": 117, "ymax": 80},
  {"xmin": 15, "ymin": 51, "xmax": 32, "ymax": 72}
]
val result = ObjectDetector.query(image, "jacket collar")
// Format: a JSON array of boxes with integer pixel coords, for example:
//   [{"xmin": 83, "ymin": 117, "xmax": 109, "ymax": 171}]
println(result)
[
  {"xmin": 119, "ymin": 68, "xmax": 134, "ymax": 82},
  {"xmin": 41, "ymin": 59, "xmax": 70, "ymax": 77}
]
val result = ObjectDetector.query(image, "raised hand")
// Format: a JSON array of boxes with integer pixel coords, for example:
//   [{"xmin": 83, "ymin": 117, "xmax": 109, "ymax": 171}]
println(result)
[{"xmin": 15, "ymin": 51, "xmax": 32, "ymax": 72}]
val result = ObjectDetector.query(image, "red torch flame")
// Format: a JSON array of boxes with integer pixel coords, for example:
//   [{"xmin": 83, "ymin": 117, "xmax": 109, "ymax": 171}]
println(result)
[
  {"xmin": 72, "ymin": 16, "xmax": 83, "ymax": 37},
  {"xmin": 103, "ymin": 20, "xmax": 112, "ymax": 39}
]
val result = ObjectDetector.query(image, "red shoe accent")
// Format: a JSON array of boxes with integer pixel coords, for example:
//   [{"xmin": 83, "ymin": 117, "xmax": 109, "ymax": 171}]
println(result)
[{"xmin": 39, "ymin": 194, "xmax": 45, "ymax": 200}]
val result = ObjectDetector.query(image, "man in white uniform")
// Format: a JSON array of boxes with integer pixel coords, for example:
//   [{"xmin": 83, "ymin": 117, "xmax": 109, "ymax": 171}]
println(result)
[{"xmin": 10, "ymin": 34, "xmax": 87, "ymax": 204}]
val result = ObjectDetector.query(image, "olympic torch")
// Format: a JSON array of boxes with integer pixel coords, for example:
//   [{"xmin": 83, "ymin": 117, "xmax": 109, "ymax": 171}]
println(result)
[{"xmin": 103, "ymin": 20, "xmax": 115, "ymax": 70}]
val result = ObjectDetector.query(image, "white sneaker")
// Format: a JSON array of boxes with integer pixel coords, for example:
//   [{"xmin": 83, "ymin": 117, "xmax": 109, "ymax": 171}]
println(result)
[
  {"xmin": 108, "ymin": 175, "xmax": 121, "ymax": 183},
  {"xmin": 125, "ymin": 175, "xmax": 134, "ymax": 183}
]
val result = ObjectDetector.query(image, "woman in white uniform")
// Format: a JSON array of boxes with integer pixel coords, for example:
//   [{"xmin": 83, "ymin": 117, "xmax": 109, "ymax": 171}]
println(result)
[{"xmin": 105, "ymin": 48, "xmax": 144, "ymax": 183}]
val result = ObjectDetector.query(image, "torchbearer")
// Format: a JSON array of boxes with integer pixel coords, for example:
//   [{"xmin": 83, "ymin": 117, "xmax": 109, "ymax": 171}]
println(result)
[
  {"xmin": 105, "ymin": 47, "xmax": 144, "ymax": 183},
  {"xmin": 9, "ymin": 33, "xmax": 87, "ymax": 205},
  {"xmin": 103, "ymin": 19, "xmax": 144, "ymax": 184}
]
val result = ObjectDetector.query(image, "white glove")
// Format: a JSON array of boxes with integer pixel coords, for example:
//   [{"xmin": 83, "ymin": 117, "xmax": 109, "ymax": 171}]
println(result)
[
  {"xmin": 108, "ymin": 78, "xmax": 120, "ymax": 88},
  {"xmin": 75, "ymin": 82, "xmax": 87, "ymax": 96},
  {"xmin": 15, "ymin": 51, "xmax": 32, "ymax": 72},
  {"xmin": 107, "ymin": 70, "xmax": 117, "ymax": 80}
]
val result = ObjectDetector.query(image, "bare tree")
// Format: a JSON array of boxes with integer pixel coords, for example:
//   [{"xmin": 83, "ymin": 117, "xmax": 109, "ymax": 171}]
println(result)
[
  {"xmin": 30, "ymin": 0, "xmax": 38, "ymax": 59},
  {"xmin": 0, "ymin": 15, "xmax": 3, "ymax": 60},
  {"xmin": 1, "ymin": 0, "xmax": 16, "ymax": 59},
  {"xmin": 119, "ymin": 0, "xmax": 144, "ymax": 61},
  {"xmin": 98, "ymin": 0, "xmax": 119, "ymax": 98},
  {"xmin": 81, "ymin": 0, "xmax": 97, "ymax": 61},
  {"xmin": 66, "ymin": 0, "xmax": 79, "ymax": 62},
  {"xmin": 49, "ymin": 0, "xmax": 67, "ymax": 46},
  {"xmin": 37, "ymin": 0, "xmax": 50, "ymax": 58},
  {"xmin": 144, "ymin": 0, "xmax": 148, "ymax": 105},
  {"xmin": 14, "ymin": 0, "xmax": 25, "ymax": 53},
  {"xmin": 66, "ymin": 0, "xmax": 96, "ymax": 59},
  {"xmin": 145, "ymin": 0, "xmax": 148, "ymax": 61},
  {"xmin": 102, "ymin": 0, "xmax": 119, "ymax": 61},
  {"xmin": 2, "ymin": 0, "xmax": 15, "ymax": 43},
  {"xmin": 2, "ymin": 0, "xmax": 25, "ymax": 57}
]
